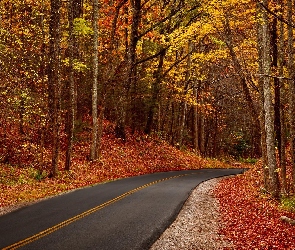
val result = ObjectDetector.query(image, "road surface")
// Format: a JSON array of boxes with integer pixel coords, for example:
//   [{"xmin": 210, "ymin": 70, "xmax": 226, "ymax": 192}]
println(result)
[{"xmin": 0, "ymin": 168, "xmax": 246, "ymax": 250}]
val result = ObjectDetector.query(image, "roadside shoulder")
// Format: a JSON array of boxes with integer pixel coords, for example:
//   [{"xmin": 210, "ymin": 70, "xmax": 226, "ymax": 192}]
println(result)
[{"xmin": 150, "ymin": 177, "xmax": 234, "ymax": 250}]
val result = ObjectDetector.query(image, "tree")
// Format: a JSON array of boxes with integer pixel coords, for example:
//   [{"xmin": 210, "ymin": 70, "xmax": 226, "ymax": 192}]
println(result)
[
  {"xmin": 223, "ymin": 13, "xmax": 261, "ymax": 155},
  {"xmin": 258, "ymin": 0, "xmax": 280, "ymax": 197},
  {"xmin": 48, "ymin": 0, "xmax": 62, "ymax": 177},
  {"xmin": 287, "ymin": 0, "xmax": 295, "ymax": 191},
  {"xmin": 65, "ymin": 0, "xmax": 83, "ymax": 170},
  {"xmin": 90, "ymin": 0, "xmax": 99, "ymax": 160},
  {"xmin": 144, "ymin": 48, "xmax": 166, "ymax": 135}
]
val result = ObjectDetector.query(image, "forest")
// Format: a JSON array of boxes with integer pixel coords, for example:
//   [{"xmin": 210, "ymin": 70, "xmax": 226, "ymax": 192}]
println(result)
[
  {"xmin": 2, "ymin": 0, "xmax": 295, "ymax": 247},
  {"xmin": 1, "ymin": 0, "xmax": 295, "ymax": 202}
]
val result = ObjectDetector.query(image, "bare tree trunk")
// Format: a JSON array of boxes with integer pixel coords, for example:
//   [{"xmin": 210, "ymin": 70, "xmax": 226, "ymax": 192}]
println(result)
[
  {"xmin": 178, "ymin": 42, "xmax": 192, "ymax": 148},
  {"xmin": 48, "ymin": 0, "xmax": 62, "ymax": 177},
  {"xmin": 271, "ymin": 16, "xmax": 282, "ymax": 167},
  {"xmin": 129, "ymin": 0, "xmax": 141, "ymax": 133},
  {"xmin": 200, "ymin": 115, "xmax": 205, "ymax": 155},
  {"xmin": 39, "ymin": 0, "xmax": 47, "ymax": 172},
  {"xmin": 256, "ymin": 3, "xmax": 268, "ymax": 188},
  {"xmin": 278, "ymin": 0, "xmax": 287, "ymax": 194},
  {"xmin": 144, "ymin": 49, "xmax": 166, "ymax": 135},
  {"xmin": 260, "ymin": 0, "xmax": 280, "ymax": 197},
  {"xmin": 287, "ymin": 0, "xmax": 295, "ymax": 191},
  {"xmin": 178, "ymin": 102, "xmax": 187, "ymax": 148},
  {"xmin": 192, "ymin": 83, "xmax": 199, "ymax": 154},
  {"xmin": 65, "ymin": 0, "xmax": 82, "ymax": 170},
  {"xmin": 115, "ymin": 0, "xmax": 141, "ymax": 138},
  {"xmin": 90, "ymin": 0, "xmax": 99, "ymax": 160}
]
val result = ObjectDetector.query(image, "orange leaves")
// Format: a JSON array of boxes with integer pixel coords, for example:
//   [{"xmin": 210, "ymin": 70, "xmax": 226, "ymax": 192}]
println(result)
[
  {"xmin": 0, "ymin": 123, "xmax": 240, "ymax": 209},
  {"xmin": 215, "ymin": 168, "xmax": 295, "ymax": 249}
]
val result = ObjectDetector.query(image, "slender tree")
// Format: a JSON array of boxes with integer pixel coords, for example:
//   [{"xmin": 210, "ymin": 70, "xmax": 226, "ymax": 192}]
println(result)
[
  {"xmin": 90, "ymin": 0, "xmax": 99, "ymax": 160},
  {"xmin": 65, "ymin": 1, "xmax": 76, "ymax": 170},
  {"xmin": 144, "ymin": 49, "xmax": 166, "ymax": 135},
  {"xmin": 255, "ymin": 1, "xmax": 269, "ymax": 188},
  {"xmin": 48, "ymin": 0, "xmax": 62, "ymax": 177},
  {"xmin": 192, "ymin": 82, "xmax": 199, "ymax": 154},
  {"xmin": 278, "ymin": 0, "xmax": 287, "ymax": 193},
  {"xmin": 287, "ymin": 0, "xmax": 295, "ymax": 191},
  {"xmin": 178, "ymin": 41, "xmax": 193, "ymax": 148},
  {"xmin": 65, "ymin": 0, "xmax": 83, "ymax": 170},
  {"xmin": 259, "ymin": 0, "xmax": 280, "ymax": 197}
]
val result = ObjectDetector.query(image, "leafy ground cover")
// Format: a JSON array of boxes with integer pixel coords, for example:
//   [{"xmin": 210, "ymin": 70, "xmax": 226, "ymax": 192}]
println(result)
[
  {"xmin": 0, "ymin": 125, "xmax": 232, "ymax": 208},
  {"xmin": 215, "ymin": 165, "xmax": 295, "ymax": 249},
  {"xmin": 2, "ymin": 124, "xmax": 294, "ymax": 249}
]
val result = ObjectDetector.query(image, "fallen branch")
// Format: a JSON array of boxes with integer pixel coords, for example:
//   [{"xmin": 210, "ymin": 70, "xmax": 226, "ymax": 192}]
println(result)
[{"xmin": 280, "ymin": 216, "xmax": 295, "ymax": 226}]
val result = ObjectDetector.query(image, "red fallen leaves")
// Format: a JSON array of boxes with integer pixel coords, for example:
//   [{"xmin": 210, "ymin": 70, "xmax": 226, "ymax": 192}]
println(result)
[
  {"xmin": 0, "ymin": 120, "xmax": 245, "ymax": 210},
  {"xmin": 0, "ymin": 126, "xmax": 237, "ymax": 208},
  {"xmin": 215, "ymin": 167, "xmax": 295, "ymax": 249}
]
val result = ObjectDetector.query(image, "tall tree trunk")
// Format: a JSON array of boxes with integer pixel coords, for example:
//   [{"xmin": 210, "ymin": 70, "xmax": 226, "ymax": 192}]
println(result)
[
  {"xmin": 178, "ymin": 41, "xmax": 192, "ymax": 148},
  {"xmin": 271, "ymin": 17, "xmax": 282, "ymax": 169},
  {"xmin": 90, "ymin": 0, "xmax": 99, "ymax": 160},
  {"xmin": 129, "ymin": 0, "xmax": 141, "ymax": 133},
  {"xmin": 65, "ymin": 0, "xmax": 82, "ymax": 170},
  {"xmin": 260, "ymin": 0, "xmax": 280, "ymax": 197},
  {"xmin": 48, "ymin": 0, "xmax": 62, "ymax": 177},
  {"xmin": 115, "ymin": 0, "xmax": 141, "ymax": 139},
  {"xmin": 199, "ymin": 115, "xmax": 205, "ymax": 155},
  {"xmin": 256, "ymin": 3, "xmax": 268, "ymax": 188},
  {"xmin": 144, "ymin": 49, "xmax": 166, "ymax": 134},
  {"xmin": 287, "ymin": 0, "xmax": 295, "ymax": 191},
  {"xmin": 192, "ymin": 83, "xmax": 199, "ymax": 154},
  {"xmin": 278, "ymin": 0, "xmax": 287, "ymax": 193}
]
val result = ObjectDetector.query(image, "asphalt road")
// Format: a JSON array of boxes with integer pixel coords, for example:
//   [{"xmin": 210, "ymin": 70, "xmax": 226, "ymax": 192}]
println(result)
[{"xmin": 0, "ymin": 168, "xmax": 246, "ymax": 250}]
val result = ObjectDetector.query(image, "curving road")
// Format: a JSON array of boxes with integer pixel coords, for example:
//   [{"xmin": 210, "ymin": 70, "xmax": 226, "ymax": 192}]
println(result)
[{"xmin": 0, "ymin": 168, "xmax": 246, "ymax": 250}]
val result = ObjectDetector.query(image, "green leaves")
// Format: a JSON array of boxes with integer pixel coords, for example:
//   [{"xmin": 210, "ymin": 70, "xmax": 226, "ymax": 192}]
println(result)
[{"xmin": 73, "ymin": 18, "xmax": 93, "ymax": 37}]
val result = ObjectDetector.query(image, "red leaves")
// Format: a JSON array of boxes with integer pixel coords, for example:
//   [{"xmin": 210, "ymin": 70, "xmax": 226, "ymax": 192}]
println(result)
[
  {"xmin": 215, "ymin": 168, "xmax": 295, "ymax": 249},
  {"xmin": 1, "ymin": 123, "xmax": 244, "ymax": 210}
]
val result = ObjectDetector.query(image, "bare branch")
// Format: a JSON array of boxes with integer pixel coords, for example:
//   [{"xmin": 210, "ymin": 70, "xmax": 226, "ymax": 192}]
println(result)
[
  {"xmin": 135, "ymin": 47, "xmax": 167, "ymax": 65},
  {"xmin": 255, "ymin": 0, "xmax": 295, "ymax": 28},
  {"xmin": 254, "ymin": 73, "xmax": 293, "ymax": 80}
]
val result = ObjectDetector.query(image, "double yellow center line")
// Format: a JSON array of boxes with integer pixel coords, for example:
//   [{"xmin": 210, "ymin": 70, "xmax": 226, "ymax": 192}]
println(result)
[{"xmin": 3, "ymin": 173, "xmax": 188, "ymax": 250}]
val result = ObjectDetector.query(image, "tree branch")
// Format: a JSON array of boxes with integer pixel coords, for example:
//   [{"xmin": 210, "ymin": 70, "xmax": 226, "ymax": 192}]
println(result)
[
  {"xmin": 163, "ymin": 50, "xmax": 194, "ymax": 77},
  {"xmin": 135, "ymin": 47, "xmax": 168, "ymax": 65},
  {"xmin": 255, "ymin": 0, "xmax": 295, "ymax": 28}
]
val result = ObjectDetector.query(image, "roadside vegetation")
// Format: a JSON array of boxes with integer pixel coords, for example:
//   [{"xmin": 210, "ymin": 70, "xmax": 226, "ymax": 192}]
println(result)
[
  {"xmin": 1, "ymin": 122, "xmax": 295, "ymax": 248},
  {"xmin": 0, "ymin": 122, "xmax": 234, "ymax": 208},
  {"xmin": 1, "ymin": 0, "xmax": 295, "ymax": 247},
  {"xmin": 216, "ymin": 165, "xmax": 295, "ymax": 249}
]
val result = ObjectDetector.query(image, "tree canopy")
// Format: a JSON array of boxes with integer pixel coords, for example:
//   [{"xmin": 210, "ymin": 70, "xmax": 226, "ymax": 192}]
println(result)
[{"xmin": 1, "ymin": 0, "xmax": 295, "ymax": 196}]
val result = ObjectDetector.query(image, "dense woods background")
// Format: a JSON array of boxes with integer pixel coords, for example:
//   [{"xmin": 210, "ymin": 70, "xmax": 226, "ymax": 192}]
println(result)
[{"xmin": 1, "ymin": 0, "xmax": 295, "ymax": 197}]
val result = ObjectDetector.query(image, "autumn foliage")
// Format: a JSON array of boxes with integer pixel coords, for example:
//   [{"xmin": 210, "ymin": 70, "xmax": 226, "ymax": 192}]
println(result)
[
  {"xmin": 1, "ymin": 0, "xmax": 295, "ymax": 247},
  {"xmin": 0, "ymin": 120, "xmax": 229, "ymax": 208},
  {"xmin": 1, "ymin": 121, "xmax": 295, "ymax": 248},
  {"xmin": 215, "ymin": 165, "xmax": 295, "ymax": 249}
]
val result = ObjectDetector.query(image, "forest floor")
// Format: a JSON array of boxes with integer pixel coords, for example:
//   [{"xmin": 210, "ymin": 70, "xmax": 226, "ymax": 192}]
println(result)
[
  {"xmin": 1, "ymin": 123, "xmax": 295, "ymax": 248},
  {"xmin": 215, "ymin": 166, "xmax": 295, "ymax": 249}
]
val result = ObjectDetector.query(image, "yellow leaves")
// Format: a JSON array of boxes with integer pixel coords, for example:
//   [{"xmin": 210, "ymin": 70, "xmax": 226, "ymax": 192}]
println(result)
[
  {"xmin": 62, "ymin": 58, "xmax": 89, "ymax": 73},
  {"xmin": 192, "ymin": 50, "xmax": 228, "ymax": 64},
  {"xmin": 73, "ymin": 18, "xmax": 93, "ymax": 37},
  {"xmin": 165, "ymin": 21, "xmax": 216, "ymax": 53},
  {"xmin": 209, "ymin": 36, "xmax": 226, "ymax": 47},
  {"xmin": 205, "ymin": 0, "xmax": 253, "ymax": 13}
]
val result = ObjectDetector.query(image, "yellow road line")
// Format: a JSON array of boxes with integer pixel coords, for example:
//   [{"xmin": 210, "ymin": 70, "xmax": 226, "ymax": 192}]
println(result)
[{"xmin": 3, "ymin": 173, "xmax": 188, "ymax": 250}]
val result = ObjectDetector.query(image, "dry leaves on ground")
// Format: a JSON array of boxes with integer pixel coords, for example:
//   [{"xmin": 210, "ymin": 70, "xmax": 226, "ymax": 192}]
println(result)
[{"xmin": 215, "ymin": 168, "xmax": 295, "ymax": 249}]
